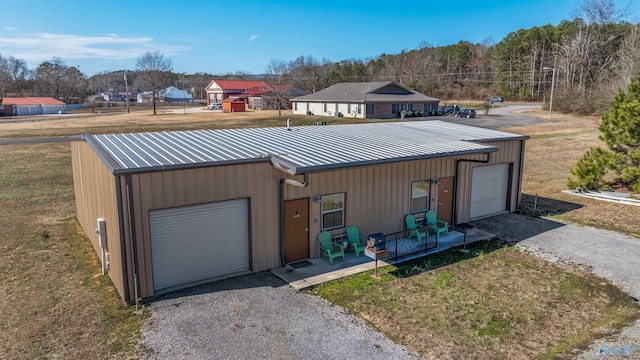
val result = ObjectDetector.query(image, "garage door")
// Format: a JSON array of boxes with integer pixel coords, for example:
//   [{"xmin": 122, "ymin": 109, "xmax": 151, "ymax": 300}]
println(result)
[
  {"xmin": 470, "ymin": 164, "xmax": 509, "ymax": 220},
  {"xmin": 149, "ymin": 198, "xmax": 250, "ymax": 291}
]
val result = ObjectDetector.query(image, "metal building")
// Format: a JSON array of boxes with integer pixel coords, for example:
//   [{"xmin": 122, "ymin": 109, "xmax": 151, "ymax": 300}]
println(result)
[{"xmin": 71, "ymin": 121, "xmax": 528, "ymax": 303}]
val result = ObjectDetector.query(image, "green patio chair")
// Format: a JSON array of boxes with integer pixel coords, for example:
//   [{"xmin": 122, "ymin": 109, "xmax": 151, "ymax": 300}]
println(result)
[
  {"xmin": 404, "ymin": 214, "xmax": 427, "ymax": 244},
  {"xmin": 425, "ymin": 210, "xmax": 448, "ymax": 238},
  {"xmin": 346, "ymin": 225, "xmax": 367, "ymax": 258},
  {"xmin": 319, "ymin": 231, "xmax": 344, "ymax": 265}
]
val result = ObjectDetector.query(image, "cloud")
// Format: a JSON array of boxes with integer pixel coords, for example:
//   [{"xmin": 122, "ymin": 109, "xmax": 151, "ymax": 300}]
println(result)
[
  {"xmin": 0, "ymin": 31, "xmax": 189, "ymax": 63},
  {"xmin": 3, "ymin": 26, "xmax": 18, "ymax": 31},
  {"xmin": 248, "ymin": 34, "xmax": 259, "ymax": 42}
]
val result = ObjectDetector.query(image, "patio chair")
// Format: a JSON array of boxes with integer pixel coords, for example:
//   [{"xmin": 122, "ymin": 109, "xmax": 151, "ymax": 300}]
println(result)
[
  {"xmin": 346, "ymin": 225, "xmax": 367, "ymax": 258},
  {"xmin": 319, "ymin": 231, "xmax": 344, "ymax": 265},
  {"xmin": 425, "ymin": 210, "xmax": 448, "ymax": 238},
  {"xmin": 404, "ymin": 214, "xmax": 427, "ymax": 244}
]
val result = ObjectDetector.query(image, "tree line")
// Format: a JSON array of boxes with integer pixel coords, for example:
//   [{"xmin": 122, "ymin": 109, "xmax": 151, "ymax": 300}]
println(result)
[{"xmin": 1, "ymin": 0, "xmax": 638, "ymax": 115}]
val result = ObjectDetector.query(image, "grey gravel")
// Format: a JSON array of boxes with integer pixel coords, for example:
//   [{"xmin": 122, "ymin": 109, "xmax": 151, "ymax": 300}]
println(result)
[{"xmin": 140, "ymin": 272, "xmax": 419, "ymax": 360}]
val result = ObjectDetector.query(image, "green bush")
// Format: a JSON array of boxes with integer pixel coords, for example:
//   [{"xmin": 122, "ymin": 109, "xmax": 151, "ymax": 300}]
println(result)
[{"xmin": 567, "ymin": 147, "xmax": 610, "ymax": 191}]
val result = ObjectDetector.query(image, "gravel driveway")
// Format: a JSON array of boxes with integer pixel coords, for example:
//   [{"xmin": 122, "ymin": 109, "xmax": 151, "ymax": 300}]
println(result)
[{"xmin": 140, "ymin": 272, "xmax": 418, "ymax": 360}]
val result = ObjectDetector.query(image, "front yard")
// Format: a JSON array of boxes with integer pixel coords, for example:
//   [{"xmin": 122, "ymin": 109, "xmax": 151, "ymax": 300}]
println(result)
[
  {"xmin": 312, "ymin": 239, "xmax": 640, "ymax": 359},
  {"xmin": 0, "ymin": 107, "xmax": 639, "ymax": 358}
]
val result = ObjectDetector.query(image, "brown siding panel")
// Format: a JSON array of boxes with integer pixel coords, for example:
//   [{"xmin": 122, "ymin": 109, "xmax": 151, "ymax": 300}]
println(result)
[
  {"xmin": 130, "ymin": 163, "xmax": 281, "ymax": 298},
  {"xmin": 284, "ymin": 157, "xmax": 461, "ymax": 257},
  {"xmin": 455, "ymin": 140, "xmax": 524, "ymax": 224},
  {"xmin": 71, "ymin": 141, "xmax": 127, "ymax": 302}
]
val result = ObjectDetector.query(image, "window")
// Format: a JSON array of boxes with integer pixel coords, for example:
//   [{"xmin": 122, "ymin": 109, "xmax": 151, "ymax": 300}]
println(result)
[
  {"xmin": 392, "ymin": 104, "xmax": 397, "ymax": 113},
  {"xmin": 323, "ymin": 103, "xmax": 327, "ymax": 112},
  {"xmin": 294, "ymin": 102, "xmax": 297, "ymax": 111},
  {"xmin": 321, "ymin": 193, "xmax": 345, "ymax": 230},
  {"xmin": 357, "ymin": 104, "xmax": 361, "ymax": 114},
  {"xmin": 347, "ymin": 103, "xmax": 351, "ymax": 113},
  {"xmin": 366, "ymin": 103, "xmax": 374, "ymax": 115},
  {"xmin": 411, "ymin": 180, "xmax": 430, "ymax": 213}
]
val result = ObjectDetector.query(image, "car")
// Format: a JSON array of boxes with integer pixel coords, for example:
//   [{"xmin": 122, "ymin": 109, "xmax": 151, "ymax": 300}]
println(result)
[
  {"xmin": 445, "ymin": 105, "xmax": 460, "ymax": 115},
  {"xmin": 208, "ymin": 103, "xmax": 221, "ymax": 110},
  {"xmin": 454, "ymin": 109, "xmax": 476, "ymax": 118},
  {"xmin": 489, "ymin": 96, "xmax": 503, "ymax": 104}
]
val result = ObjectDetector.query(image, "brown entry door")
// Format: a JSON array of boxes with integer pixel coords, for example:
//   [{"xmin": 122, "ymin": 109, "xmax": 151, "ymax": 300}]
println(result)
[
  {"xmin": 284, "ymin": 198, "xmax": 309, "ymax": 263},
  {"xmin": 437, "ymin": 177, "xmax": 454, "ymax": 225}
]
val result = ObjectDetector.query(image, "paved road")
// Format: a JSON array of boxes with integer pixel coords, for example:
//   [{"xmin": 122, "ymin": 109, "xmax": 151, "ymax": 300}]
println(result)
[{"xmin": 435, "ymin": 103, "xmax": 543, "ymax": 129}]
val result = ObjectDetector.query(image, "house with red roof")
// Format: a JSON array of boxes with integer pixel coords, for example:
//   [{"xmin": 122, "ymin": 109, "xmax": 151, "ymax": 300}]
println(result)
[
  {"xmin": 0, "ymin": 97, "xmax": 66, "ymax": 116},
  {"xmin": 205, "ymin": 79, "xmax": 309, "ymax": 111},
  {"xmin": 205, "ymin": 79, "xmax": 269, "ymax": 106}
]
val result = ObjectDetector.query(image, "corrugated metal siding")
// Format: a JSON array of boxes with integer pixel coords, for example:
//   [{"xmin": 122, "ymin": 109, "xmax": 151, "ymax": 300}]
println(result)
[
  {"xmin": 456, "ymin": 140, "xmax": 524, "ymax": 224},
  {"xmin": 130, "ymin": 162, "xmax": 280, "ymax": 299},
  {"xmin": 149, "ymin": 199, "xmax": 249, "ymax": 291},
  {"xmin": 88, "ymin": 121, "xmax": 525, "ymax": 174},
  {"xmin": 283, "ymin": 156, "xmax": 459, "ymax": 258},
  {"xmin": 71, "ymin": 141, "xmax": 127, "ymax": 302}
]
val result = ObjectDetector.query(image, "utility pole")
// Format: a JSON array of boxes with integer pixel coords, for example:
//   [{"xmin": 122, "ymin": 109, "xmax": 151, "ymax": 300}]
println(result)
[
  {"xmin": 543, "ymin": 67, "xmax": 555, "ymax": 121},
  {"xmin": 124, "ymin": 71, "xmax": 130, "ymax": 113}
]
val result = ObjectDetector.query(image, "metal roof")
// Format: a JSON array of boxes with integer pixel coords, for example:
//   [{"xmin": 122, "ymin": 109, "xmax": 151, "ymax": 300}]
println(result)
[
  {"xmin": 86, "ymin": 120, "xmax": 528, "ymax": 175},
  {"xmin": 2, "ymin": 97, "xmax": 65, "ymax": 106},
  {"xmin": 291, "ymin": 82, "xmax": 439, "ymax": 103}
]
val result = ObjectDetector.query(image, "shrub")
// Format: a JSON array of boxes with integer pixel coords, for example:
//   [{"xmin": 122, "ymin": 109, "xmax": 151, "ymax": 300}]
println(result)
[{"xmin": 568, "ymin": 147, "xmax": 610, "ymax": 191}]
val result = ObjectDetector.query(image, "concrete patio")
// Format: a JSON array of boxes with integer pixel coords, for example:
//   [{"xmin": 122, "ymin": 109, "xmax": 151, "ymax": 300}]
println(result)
[{"xmin": 271, "ymin": 226, "xmax": 495, "ymax": 290}]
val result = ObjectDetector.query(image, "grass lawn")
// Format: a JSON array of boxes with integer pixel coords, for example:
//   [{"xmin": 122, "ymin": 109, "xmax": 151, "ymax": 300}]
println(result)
[
  {"xmin": 1, "ymin": 106, "xmax": 639, "ymax": 358},
  {"xmin": 0, "ymin": 143, "xmax": 145, "ymax": 358},
  {"xmin": 311, "ymin": 240, "xmax": 640, "ymax": 359}
]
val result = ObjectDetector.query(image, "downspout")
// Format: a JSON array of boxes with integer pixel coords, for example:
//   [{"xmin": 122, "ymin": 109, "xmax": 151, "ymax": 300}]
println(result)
[
  {"xmin": 453, "ymin": 153, "xmax": 491, "ymax": 225},
  {"xmin": 115, "ymin": 176, "xmax": 130, "ymax": 304},
  {"xmin": 125, "ymin": 175, "xmax": 141, "ymax": 307},
  {"xmin": 279, "ymin": 173, "xmax": 309, "ymax": 267},
  {"xmin": 516, "ymin": 140, "xmax": 526, "ymax": 212}
]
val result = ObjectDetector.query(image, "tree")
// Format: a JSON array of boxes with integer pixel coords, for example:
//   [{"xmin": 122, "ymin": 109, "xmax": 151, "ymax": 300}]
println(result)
[
  {"xmin": 34, "ymin": 57, "xmax": 68, "ymax": 99},
  {"xmin": 135, "ymin": 51, "xmax": 173, "ymax": 115},
  {"xmin": 264, "ymin": 59, "xmax": 290, "ymax": 116},
  {"xmin": 568, "ymin": 73, "xmax": 640, "ymax": 192},
  {"xmin": 5, "ymin": 56, "xmax": 30, "ymax": 97},
  {"xmin": 572, "ymin": 0, "xmax": 631, "ymax": 25}
]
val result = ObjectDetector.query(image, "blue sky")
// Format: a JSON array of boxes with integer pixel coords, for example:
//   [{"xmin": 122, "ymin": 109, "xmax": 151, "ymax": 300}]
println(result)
[{"xmin": 1, "ymin": 0, "xmax": 638, "ymax": 76}]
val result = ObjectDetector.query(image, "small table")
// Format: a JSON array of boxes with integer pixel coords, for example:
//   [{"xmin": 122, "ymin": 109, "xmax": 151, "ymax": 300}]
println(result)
[{"xmin": 365, "ymin": 247, "xmax": 389, "ymax": 277}]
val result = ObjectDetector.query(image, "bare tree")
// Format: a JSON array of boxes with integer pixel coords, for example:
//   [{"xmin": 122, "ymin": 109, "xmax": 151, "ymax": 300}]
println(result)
[
  {"xmin": 572, "ymin": 0, "xmax": 631, "ymax": 24},
  {"xmin": 0, "ymin": 54, "xmax": 10, "ymax": 97},
  {"xmin": 616, "ymin": 24, "xmax": 640, "ymax": 88},
  {"xmin": 34, "ymin": 57, "xmax": 69, "ymax": 99},
  {"xmin": 264, "ymin": 59, "xmax": 290, "ymax": 116},
  {"xmin": 135, "ymin": 51, "xmax": 173, "ymax": 114},
  {"xmin": 5, "ymin": 56, "xmax": 30, "ymax": 97}
]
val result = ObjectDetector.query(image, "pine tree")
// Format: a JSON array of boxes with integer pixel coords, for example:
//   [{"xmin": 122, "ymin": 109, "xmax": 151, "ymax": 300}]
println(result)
[{"xmin": 599, "ymin": 74, "xmax": 640, "ymax": 192}]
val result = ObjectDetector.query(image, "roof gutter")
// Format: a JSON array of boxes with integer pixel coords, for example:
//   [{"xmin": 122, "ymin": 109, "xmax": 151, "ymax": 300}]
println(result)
[{"xmin": 279, "ymin": 173, "xmax": 308, "ymax": 267}]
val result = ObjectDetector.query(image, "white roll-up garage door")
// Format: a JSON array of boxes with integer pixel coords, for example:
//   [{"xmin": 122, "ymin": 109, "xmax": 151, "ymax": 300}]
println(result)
[
  {"xmin": 470, "ymin": 164, "xmax": 509, "ymax": 220},
  {"xmin": 149, "ymin": 198, "xmax": 250, "ymax": 291}
]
